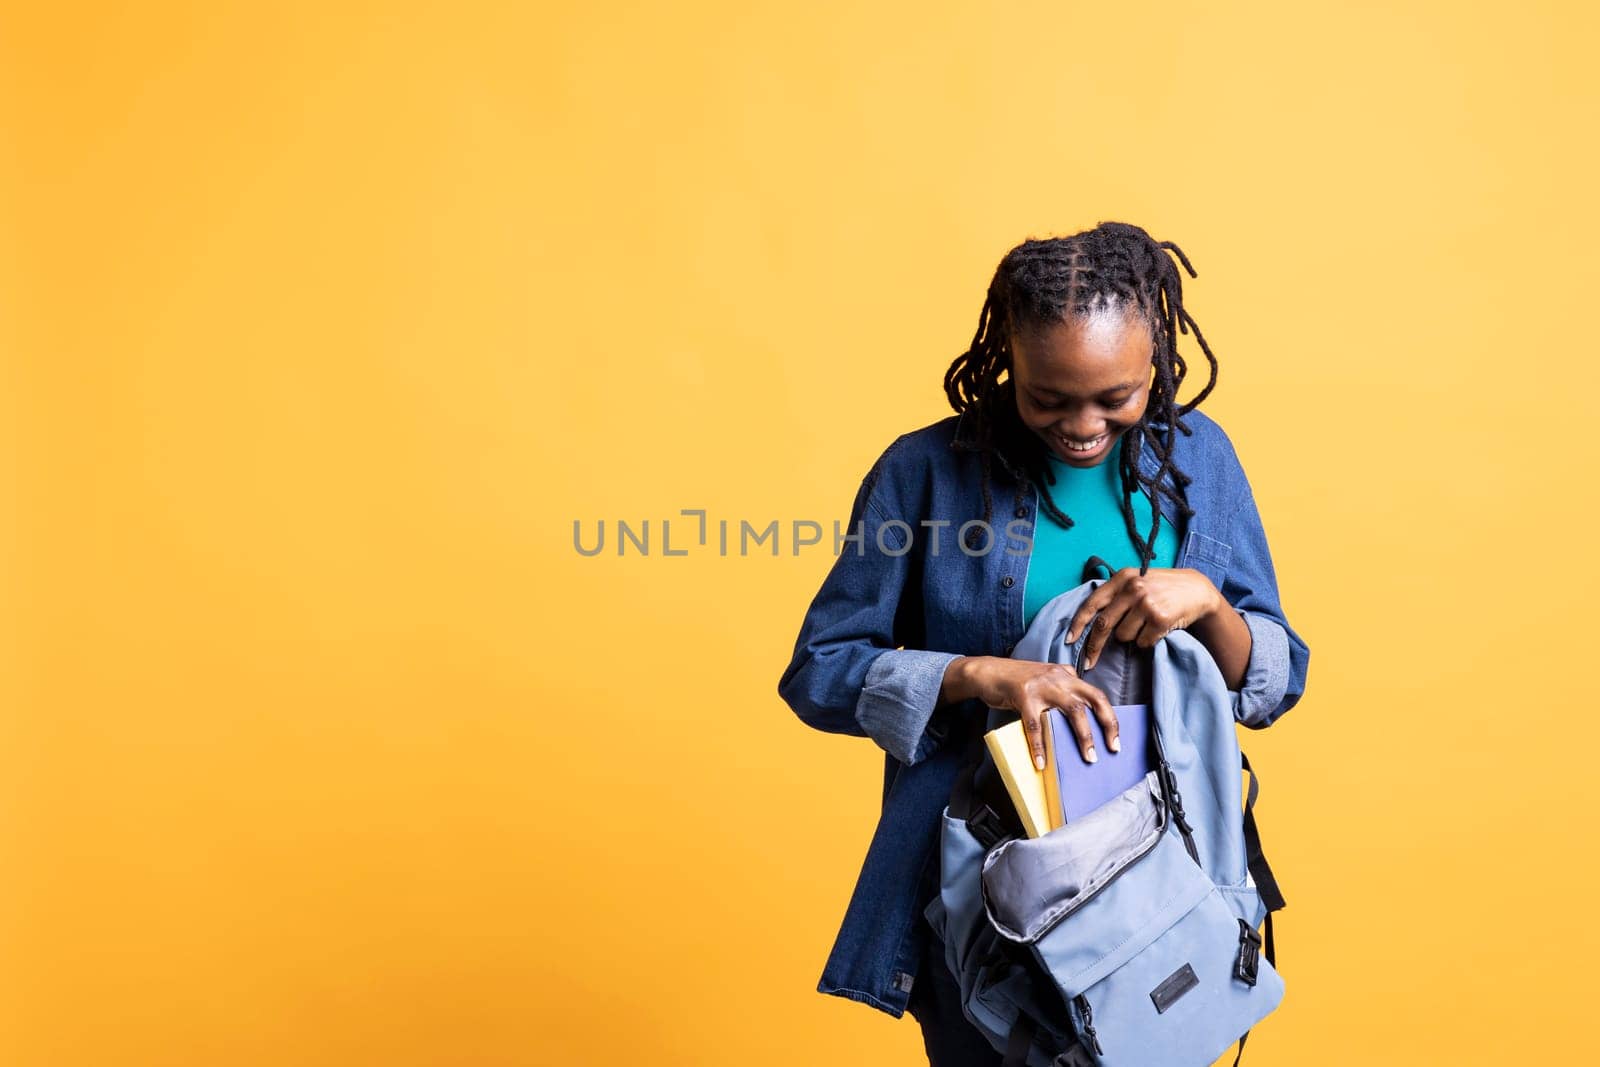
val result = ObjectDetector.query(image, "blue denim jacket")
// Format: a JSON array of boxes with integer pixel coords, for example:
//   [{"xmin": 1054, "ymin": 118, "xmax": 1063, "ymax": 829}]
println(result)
[{"xmin": 776, "ymin": 407, "xmax": 1310, "ymax": 1018}]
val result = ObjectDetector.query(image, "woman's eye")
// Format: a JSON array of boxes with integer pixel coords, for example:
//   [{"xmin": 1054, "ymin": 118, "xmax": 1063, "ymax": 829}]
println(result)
[{"xmin": 1033, "ymin": 392, "xmax": 1134, "ymax": 409}]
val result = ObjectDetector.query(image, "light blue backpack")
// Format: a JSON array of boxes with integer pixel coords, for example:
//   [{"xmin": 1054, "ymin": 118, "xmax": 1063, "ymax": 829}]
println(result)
[{"xmin": 923, "ymin": 578, "xmax": 1288, "ymax": 1067}]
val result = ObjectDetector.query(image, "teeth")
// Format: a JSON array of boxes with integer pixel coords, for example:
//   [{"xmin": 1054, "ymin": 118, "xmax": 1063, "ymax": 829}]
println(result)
[{"xmin": 1062, "ymin": 434, "xmax": 1106, "ymax": 452}]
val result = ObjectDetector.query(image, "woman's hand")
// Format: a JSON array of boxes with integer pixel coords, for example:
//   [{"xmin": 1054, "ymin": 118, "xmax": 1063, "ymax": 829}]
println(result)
[
  {"xmin": 941, "ymin": 656, "xmax": 1118, "ymax": 770},
  {"xmin": 1065, "ymin": 567, "xmax": 1226, "ymax": 670}
]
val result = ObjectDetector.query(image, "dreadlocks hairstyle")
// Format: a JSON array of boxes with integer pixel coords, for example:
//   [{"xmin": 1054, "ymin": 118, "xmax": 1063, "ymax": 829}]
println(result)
[{"xmin": 943, "ymin": 221, "xmax": 1219, "ymax": 577}]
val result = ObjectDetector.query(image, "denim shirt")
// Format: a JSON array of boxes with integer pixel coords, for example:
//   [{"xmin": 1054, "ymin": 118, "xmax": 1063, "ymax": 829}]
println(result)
[{"xmin": 775, "ymin": 406, "xmax": 1311, "ymax": 1019}]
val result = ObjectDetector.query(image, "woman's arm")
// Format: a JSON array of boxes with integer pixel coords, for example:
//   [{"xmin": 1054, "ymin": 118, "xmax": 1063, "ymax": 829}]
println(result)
[
  {"xmin": 1187, "ymin": 588, "xmax": 1253, "ymax": 690},
  {"xmin": 776, "ymin": 439, "xmax": 966, "ymax": 767},
  {"xmin": 1213, "ymin": 482, "xmax": 1309, "ymax": 728},
  {"xmin": 1059, "ymin": 481, "xmax": 1308, "ymax": 728}
]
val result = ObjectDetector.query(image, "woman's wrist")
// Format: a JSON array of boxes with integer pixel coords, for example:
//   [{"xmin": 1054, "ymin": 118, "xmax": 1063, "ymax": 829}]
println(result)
[
  {"xmin": 1191, "ymin": 573, "xmax": 1231, "ymax": 621},
  {"xmin": 940, "ymin": 655, "xmax": 991, "ymax": 706},
  {"xmin": 1186, "ymin": 594, "xmax": 1252, "ymax": 690}
]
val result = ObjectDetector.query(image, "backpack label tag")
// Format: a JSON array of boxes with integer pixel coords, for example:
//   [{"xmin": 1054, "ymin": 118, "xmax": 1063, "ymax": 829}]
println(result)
[{"xmin": 1150, "ymin": 962, "xmax": 1199, "ymax": 1014}]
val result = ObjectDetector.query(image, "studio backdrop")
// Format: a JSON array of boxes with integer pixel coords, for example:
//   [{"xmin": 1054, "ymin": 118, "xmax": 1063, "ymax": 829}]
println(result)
[{"xmin": 3, "ymin": 2, "xmax": 1596, "ymax": 1065}]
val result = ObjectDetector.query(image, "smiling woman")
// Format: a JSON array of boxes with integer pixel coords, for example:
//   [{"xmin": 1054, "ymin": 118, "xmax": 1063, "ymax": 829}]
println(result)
[
  {"xmin": 1012, "ymin": 314, "xmax": 1155, "ymax": 465},
  {"xmin": 942, "ymin": 223, "xmax": 1219, "ymax": 552},
  {"xmin": 777, "ymin": 221, "xmax": 1310, "ymax": 1066}
]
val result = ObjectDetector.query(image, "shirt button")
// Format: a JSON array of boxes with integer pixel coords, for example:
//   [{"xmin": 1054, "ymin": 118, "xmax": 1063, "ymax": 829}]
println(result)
[
  {"xmin": 1001, "ymin": 576, "xmax": 1015, "ymax": 588},
  {"xmin": 1014, "ymin": 506, "xmax": 1027, "ymax": 519}
]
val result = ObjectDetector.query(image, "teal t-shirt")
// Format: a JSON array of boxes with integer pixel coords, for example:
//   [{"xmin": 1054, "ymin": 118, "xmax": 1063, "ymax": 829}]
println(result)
[{"xmin": 1022, "ymin": 436, "xmax": 1181, "ymax": 629}]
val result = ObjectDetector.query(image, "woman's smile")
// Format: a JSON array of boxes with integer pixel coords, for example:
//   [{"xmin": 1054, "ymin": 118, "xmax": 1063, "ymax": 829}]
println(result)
[{"xmin": 1053, "ymin": 430, "xmax": 1113, "ymax": 462}]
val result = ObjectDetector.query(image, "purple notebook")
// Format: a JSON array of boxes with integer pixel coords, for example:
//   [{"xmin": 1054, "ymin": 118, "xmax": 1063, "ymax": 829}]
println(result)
[{"xmin": 1047, "ymin": 703, "xmax": 1155, "ymax": 822}]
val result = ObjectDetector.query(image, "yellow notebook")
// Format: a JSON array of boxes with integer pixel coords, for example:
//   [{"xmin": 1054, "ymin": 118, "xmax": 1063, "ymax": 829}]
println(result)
[
  {"xmin": 982, "ymin": 720, "xmax": 1053, "ymax": 838},
  {"xmin": 1042, "ymin": 715, "xmax": 1063, "ymax": 832}
]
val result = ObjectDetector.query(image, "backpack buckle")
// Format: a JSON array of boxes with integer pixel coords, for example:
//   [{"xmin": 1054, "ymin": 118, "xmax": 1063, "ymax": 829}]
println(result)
[
  {"xmin": 969, "ymin": 805, "xmax": 1007, "ymax": 849},
  {"xmin": 1234, "ymin": 919, "xmax": 1262, "ymax": 986}
]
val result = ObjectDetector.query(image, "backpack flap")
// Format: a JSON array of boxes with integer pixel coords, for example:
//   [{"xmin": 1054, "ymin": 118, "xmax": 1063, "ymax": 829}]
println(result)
[{"xmin": 980, "ymin": 769, "xmax": 1168, "ymax": 946}]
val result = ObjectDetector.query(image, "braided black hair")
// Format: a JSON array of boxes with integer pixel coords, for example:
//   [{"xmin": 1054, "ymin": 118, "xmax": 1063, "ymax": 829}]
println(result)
[{"xmin": 944, "ymin": 221, "xmax": 1219, "ymax": 576}]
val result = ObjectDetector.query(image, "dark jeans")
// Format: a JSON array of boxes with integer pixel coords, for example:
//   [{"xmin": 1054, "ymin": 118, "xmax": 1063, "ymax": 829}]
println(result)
[{"xmin": 907, "ymin": 932, "xmax": 1004, "ymax": 1067}]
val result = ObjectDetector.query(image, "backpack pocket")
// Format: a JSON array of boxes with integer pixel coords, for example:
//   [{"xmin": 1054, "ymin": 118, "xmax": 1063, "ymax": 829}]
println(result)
[
  {"xmin": 981, "ymin": 772, "xmax": 1283, "ymax": 1066},
  {"xmin": 926, "ymin": 808, "xmax": 1075, "ymax": 1066}
]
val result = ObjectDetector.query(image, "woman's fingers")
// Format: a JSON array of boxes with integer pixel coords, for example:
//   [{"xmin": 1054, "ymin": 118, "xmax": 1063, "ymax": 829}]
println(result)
[
  {"xmin": 1133, "ymin": 613, "xmax": 1172, "ymax": 648},
  {"xmin": 1023, "ymin": 705, "xmax": 1049, "ymax": 770},
  {"xmin": 1064, "ymin": 576, "xmax": 1123, "ymax": 644},
  {"xmin": 1088, "ymin": 577, "xmax": 1164, "ymax": 667},
  {"xmin": 1029, "ymin": 700, "xmax": 1123, "ymax": 765},
  {"xmin": 1086, "ymin": 688, "xmax": 1122, "ymax": 755},
  {"xmin": 1041, "ymin": 677, "xmax": 1114, "ymax": 764},
  {"xmin": 1016, "ymin": 665, "xmax": 1124, "ymax": 768},
  {"xmin": 1060, "ymin": 701, "xmax": 1099, "ymax": 764}
]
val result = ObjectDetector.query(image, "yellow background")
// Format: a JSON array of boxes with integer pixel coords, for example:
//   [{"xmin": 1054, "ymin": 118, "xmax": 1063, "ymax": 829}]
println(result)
[{"xmin": 3, "ymin": 2, "xmax": 1595, "ymax": 1064}]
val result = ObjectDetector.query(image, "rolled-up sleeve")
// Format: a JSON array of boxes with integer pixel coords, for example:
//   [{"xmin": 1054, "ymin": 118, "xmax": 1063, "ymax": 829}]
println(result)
[
  {"xmin": 856, "ymin": 648, "xmax": 965, "ymax": 765},
  {"xmin": 1229, "ymin": 610, "xmax": 1292, "ymax": 727},
  {"xmin": 1218, "ymin": 481, "xmax": 1311, "ymax": 729},
  {"xmin": 776, "ymin": 443, "xmax": 962, "ymax": 766}
]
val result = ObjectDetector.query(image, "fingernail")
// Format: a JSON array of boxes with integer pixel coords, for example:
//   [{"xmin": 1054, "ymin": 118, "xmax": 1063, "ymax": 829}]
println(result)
[
  {"xmin": 1034, "ymin": 754, "xmax": 1046, "ymax": 771},
  {"xmin": 1085, "ymin": 747, "xmax": 1098, "ymax": 764},
  {"xmin": 1109, "ymin": 736, "xmax": 1121, "ymax": 753}
]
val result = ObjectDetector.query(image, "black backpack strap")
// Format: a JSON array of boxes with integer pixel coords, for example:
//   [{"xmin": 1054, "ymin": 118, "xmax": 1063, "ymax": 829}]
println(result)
[
  {"xmin": 1003, "ymin": 1011, "xmax": 1036, "ymax": 1067},
  {"xmin": 1229, "ymin": 749, "xmax": 1286, "ymax": 1067},
  {"xmin": 1004, "ymin": 1010, "xmax": 1098, "ymax": 1067},
  {"xmin": 1240, "ymin": 750, "xmax": 1286, "ymax": 915},
  {"xmin": 950, "ymin": 734, "xmax": 1023, "ymax": 849},
  {"xmin": 948, "ymin": 741, "xmax": 997, "ymax": 842}
]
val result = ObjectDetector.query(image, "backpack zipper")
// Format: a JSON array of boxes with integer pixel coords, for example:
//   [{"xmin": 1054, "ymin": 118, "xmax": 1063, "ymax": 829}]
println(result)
[{"xmin": 1072, "ymin": 993, "xmax": 1104, "ymax": 1056}]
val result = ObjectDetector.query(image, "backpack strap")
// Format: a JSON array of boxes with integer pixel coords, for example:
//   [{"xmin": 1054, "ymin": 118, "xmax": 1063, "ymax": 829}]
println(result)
[
  {"xmin": 1229, "ymin": 749, "xmax": 1286, "ymax": 1067},
  {"xmin": 950, "ymin": 735, "xmax": 1023, "ymax": 849},
  {"xmin": 1239, "ymin": 749, "xmax": 1286, "ymax": 916},
  {"xmin": 1002, "ymin": 1012, "xmax": 1036, "ymax": 1066},
  {"xmin": 1002, "ymin": 1010, "xmax": 1096, "ymax": 1067}
]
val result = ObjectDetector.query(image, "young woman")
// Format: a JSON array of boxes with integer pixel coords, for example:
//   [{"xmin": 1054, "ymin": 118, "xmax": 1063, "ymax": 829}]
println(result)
[{"xmin": 777, "ymin": 221, "xmax": 1310, "ymax": 1065}]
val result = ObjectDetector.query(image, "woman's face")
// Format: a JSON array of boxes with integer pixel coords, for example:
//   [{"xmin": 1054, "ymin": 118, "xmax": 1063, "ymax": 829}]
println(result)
[{"xmin": 1009, "ymin": 308, "xmax": 1155, "ymax": 467}]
